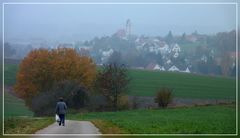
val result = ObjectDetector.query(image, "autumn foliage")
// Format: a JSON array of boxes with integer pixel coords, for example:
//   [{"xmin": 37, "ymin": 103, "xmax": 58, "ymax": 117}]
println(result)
[{"xmin": 14, "ymin": 48, "xmax": 96, "ymax": 104}]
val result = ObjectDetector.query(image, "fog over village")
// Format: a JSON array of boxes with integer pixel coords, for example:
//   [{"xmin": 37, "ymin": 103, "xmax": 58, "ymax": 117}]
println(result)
[{"xmin": 2, "ymin": 3, "xmax": 238, "ymax": 77}]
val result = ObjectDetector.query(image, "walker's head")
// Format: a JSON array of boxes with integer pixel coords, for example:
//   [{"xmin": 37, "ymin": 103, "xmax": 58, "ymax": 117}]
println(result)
[{"xmin": 59, "ymin": 97, "xmax": 63, "ymax": 102}]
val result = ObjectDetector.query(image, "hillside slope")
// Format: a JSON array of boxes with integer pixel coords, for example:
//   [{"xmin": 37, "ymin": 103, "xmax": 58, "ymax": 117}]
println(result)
[
  {"xmin": 128, "ymin": 69, "xmax": 235, "ymax": 99},
  {"xmin": 4, "ymin": 64, "xmax": 236, "ymax": 100}
]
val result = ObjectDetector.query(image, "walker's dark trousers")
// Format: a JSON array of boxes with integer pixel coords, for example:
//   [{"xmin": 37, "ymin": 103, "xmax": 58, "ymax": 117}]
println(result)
[{"xmin": 58, "ymin": 114, "xmax": 65, "ymax": 126}]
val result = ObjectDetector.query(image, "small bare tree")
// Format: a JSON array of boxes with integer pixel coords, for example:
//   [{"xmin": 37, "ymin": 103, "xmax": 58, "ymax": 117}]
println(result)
[
  {"xmin": 155, "ymin": 87, "xmax": 173, "ymax": 108},
  {"xmin": 96, "ymin": 63, "xmax": 130, "ymax": 111}
]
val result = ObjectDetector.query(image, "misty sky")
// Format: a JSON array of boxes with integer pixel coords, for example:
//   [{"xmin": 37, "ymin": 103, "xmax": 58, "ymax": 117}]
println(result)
[{"xmin": 4, "ymin": 3, "xmax": 236, "ymax": 42}]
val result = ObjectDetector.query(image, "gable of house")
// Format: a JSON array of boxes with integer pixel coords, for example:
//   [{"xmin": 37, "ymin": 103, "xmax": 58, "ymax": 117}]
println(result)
[{"xmin": 168, "ymin": 65, "xmax": 180, "ymax": 71}]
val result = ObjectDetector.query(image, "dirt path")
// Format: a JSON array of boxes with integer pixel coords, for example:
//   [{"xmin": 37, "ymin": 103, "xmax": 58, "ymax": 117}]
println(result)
[{"xmin": 35, "ymin": 120, "xmax": 101, "ymax": 134}]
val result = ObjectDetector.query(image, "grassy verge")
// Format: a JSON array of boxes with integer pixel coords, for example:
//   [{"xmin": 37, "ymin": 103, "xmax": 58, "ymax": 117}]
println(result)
[
  {"xmin": 68, "ymin": 105, "xmax": 236, "ymax": 134},
  {"xmin": 91, "ymin": 120, "xmax": 128, "ymax": 134},
  {"xmin": 4, "ymin": 117, "xmax": 54, "ymax": 134}
]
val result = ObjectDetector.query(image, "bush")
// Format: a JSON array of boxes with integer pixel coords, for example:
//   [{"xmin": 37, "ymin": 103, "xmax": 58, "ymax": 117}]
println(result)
[
  {"xmin": 31, "ymin": 80, "xmax": 89, "ymax": 116},
  {"xmin": 87, "ymin": 95, "xmax": 111, "ymax": 112},
  {"xmin": 117, "ymin": 95, "xmax": 130, "ymax": 110},
  {"xmin": 154, "ymin": 87, "xmax": 173, "ymax": 108},
  {"xmin": 131, "ymin": 96, "xmax": 140, "ymax": 109}
]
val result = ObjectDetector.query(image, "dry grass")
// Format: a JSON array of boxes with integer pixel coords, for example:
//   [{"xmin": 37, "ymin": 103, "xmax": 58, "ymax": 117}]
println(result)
[
  {"xmin": 4, "ymin": 117, "xmax": 54, "ymax": 134},
  {"xmin": 91, "ymin": 120, "xmax": 128, "ymax": 134}
]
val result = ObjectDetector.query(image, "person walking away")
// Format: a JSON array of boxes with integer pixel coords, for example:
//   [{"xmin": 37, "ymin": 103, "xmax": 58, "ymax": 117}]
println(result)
[{"xmin": 55, "ymin": 97, "xmax": 67, "ymax": 126}]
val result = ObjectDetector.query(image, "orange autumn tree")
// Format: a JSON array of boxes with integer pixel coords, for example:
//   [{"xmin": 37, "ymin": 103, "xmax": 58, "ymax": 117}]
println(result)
[{"xmin": 14, "ymin": 48, "xmax": 96, "ymax": 106}]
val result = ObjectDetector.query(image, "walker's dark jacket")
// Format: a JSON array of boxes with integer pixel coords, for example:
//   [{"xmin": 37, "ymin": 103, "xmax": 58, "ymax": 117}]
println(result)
[{"xmin": 55, "ymin": 101, "xmax": 67, "ymax": 114}]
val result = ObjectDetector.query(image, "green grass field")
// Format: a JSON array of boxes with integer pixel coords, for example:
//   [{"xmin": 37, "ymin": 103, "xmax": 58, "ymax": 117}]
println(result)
[
  {"xmin": 4, "ymin": 64, "xmax": 236, "ymax": 100},
  {"xmin": 4, "ymin": 64, "xmax": 18, "ymax": 85},
  {"xmin": 68, "ymin": 105, "xmax": 236, "ymax": 134},
  {"xmin": 2, "ymin": 64, "xmax": 236, "ymax": 134},
  {"xmin": 128, "ymin": 69, "xmax": 235, "ymax": 99},
  {"xmin": 4, "ymin": 92, "xmax": 33, "ymax": 117}
]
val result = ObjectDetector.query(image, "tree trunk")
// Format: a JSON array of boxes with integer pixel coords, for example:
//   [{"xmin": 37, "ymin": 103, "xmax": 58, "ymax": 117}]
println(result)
[{"xmin": 113, "ymin": 88, "xmax": 118, "ymax": 111}]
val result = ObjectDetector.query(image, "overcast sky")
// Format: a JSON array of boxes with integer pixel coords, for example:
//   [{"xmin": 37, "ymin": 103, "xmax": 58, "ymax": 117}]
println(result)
[{"xmin": 4, "ymin": 3, "xmax": 237, "ymax": 42}]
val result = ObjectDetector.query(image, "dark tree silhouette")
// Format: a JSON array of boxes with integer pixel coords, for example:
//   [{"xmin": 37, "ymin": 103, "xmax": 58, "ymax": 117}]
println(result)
[
  {"xmin": 165, "ymin": 31, "xmax": 174, "ymax": 45},
  {"xmin": 96, "ymin": 63, "xmax": 130, "ymax": 111}
]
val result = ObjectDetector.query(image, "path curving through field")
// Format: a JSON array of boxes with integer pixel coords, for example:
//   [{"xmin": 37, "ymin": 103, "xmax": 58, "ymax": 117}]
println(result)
[{"xmin": 35, "ymin": 120, "xmax": 101, "ymax": 135}]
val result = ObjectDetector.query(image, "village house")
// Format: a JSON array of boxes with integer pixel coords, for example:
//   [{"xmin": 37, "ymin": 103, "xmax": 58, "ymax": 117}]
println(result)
[
  {"xmin": 171, "ymin": 43, "xmax": 181, "ymax": 53},
  {"xmin": 146, "ymin": 63, "xmax": 165, "ymax": 71},
  {"xmin": 168, "ymin": 65, "xmax": 180, "ymax": 72}
]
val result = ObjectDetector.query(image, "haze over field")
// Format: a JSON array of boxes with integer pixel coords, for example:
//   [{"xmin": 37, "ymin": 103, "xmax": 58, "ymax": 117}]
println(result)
[
  {"xmin": 4, "ymin": 3, "xmax": 236, "ymax": 42},
  {"xmin": 2, "ymin": 2, "xmax": 238, "ymax": 77},
  {"xmin": 2, "ymin": 1, "xmax": 237, "ymax": 134}
]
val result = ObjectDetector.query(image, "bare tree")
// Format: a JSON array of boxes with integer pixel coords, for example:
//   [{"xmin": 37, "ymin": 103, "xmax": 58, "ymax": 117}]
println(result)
[
  {"xmin": 96, "ymin": 63, "xmax": 130, "ymax": 111},
  {"xmin": 220, "ymin": 54, "xmax": 232, "ymax": 76}
]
